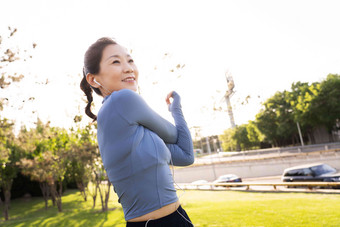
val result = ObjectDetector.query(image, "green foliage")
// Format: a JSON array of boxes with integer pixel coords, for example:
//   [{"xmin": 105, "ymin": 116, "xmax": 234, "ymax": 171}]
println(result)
[
  {"xmin": 0, "ymin": 118, "xmax": 22, "ymax": 187},
  {"xmin": 19, "ymin": 120, "xmax": 69, "ymax": 184},
  {"xmin": 219, "ymin": 123, "xmax": 262, "ymax": 151},
  {"xmin": 0, "ymin": 118, "xmax": 24, "ymax": 220},
  {"xmin": 246, "ymin": 121, "xmax": 263, "ymax": 148},
  {"xmin": 254, "ymin": 74, "xmax": 340, "ymax": 146},
  {"xmin": 309, "ymin": 74, "xmax": 340, "ymax": 132},
  {"xmin": 219, "ymin": 128, "xmax": 236, "ymax": 151},
  {"xmin": 17, "ymin": 119, "xmax": 104, "ymax": 212},
  {"xmin": 233, "ymin": 125, "xmax": 252, "ymax": 150},
  {"xmin": 255, "ymin": 90, "xmax": 296, "ymax": 146},
  {"xmin": 221, "ymin": 74, "xmax": 340, "ymax": 148},
  {"xmin": 66, "ymin": 123, "xmax": 100, "ymax": 201},
  {"xmin": 289, "ymin": 81, "xmax": 320, "ymax": 129}
]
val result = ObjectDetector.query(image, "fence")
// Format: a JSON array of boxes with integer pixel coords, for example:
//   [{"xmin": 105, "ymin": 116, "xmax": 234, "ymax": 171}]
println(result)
[
  {"xmin": 176, "ymin": 182, "xmax": 340, "ymax": 191},
  {"xmin": 228, "ymin": 142, "xmax": 340, "ymax": 158}
]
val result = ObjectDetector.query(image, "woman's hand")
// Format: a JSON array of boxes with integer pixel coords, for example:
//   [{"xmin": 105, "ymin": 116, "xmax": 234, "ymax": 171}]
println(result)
[{"xmin": 166, "ymin": 91, "xmax": 181, "ymax": 112}]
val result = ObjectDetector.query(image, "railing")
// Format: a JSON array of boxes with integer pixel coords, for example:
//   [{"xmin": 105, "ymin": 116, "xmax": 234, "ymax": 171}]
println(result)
[
  {"xmin": 228, "ymin": 142, "xmax": 340, "ymax": 158},
  {"xmin": 176, "ymin": 182, "xmax": 340, "ymax": 191},
  {"xmin": 194, "ymin": 147, "xmax": 340, "ymax": 166}
]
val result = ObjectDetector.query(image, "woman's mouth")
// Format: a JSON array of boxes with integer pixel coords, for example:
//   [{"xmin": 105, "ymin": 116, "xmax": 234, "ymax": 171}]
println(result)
[{"xmin": 122, "ymin": 77, "xmax": 135, "ymax": 82}]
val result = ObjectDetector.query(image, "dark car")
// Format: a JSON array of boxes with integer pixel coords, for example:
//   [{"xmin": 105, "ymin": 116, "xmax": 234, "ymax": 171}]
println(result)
[
  {"xmin": 282, "ymin": 163, "xmax": 340, "ymax": 188},
  {"xmin": 213, "ymin": 174, "xmax": 242, "ymax": 186}
]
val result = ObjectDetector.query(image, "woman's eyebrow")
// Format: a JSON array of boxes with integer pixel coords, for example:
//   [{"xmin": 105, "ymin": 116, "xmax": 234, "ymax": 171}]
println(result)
[{"xmin": 105, "ymin": 54, "xmax": 131, "ymax": 61}]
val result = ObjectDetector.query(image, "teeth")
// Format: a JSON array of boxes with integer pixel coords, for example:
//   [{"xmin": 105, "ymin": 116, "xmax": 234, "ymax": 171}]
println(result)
[{"xmin": 123, "ymin": 77, "xmax": 135, "ymax": 82}]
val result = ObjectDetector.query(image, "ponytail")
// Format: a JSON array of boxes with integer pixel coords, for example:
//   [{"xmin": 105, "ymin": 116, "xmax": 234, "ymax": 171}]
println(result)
[{"xmin": 80, "ymin": 70, "xmax": 97, "ymax": 121}]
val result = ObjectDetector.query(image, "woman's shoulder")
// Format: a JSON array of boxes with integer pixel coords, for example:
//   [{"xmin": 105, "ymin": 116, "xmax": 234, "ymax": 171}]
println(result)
[
  {"xmin": 110, "ymin": 89, "xmax": 140, "ymax": 103},
  {"xmin": 101, "ymin": 89, "xmax": 141, "ymax": 113},
  {"xmin": 98, "ymin": 89, "xmax": 137, "ymax": 120},
  {"xmin": 116, "ymin": 88, "xmax": 138, "ymax": 97},
  {"xmin": 104, "ymin": 89, "xmax": 137, "ymax": 102}
]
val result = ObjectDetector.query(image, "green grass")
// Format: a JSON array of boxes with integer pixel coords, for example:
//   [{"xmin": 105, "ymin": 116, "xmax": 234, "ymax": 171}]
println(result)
[{"xmin": 1, "ymin": 189, "xmax": 340, "ymax": 226}]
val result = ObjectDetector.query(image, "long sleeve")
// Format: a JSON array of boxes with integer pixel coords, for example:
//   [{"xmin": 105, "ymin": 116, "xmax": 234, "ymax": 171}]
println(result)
[
  {"xmin": 166, "ymin": 92, "xmax": 194, "ymax": 166},
  {"xmin": 115, "ymin": 89, "xmax": 178, "ymax": 143}
]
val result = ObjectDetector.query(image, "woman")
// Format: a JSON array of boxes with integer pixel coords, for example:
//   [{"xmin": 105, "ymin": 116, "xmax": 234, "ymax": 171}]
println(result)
[{"xmin": 80, "ymin": 37, "xmax": 195, "ymax": 227}]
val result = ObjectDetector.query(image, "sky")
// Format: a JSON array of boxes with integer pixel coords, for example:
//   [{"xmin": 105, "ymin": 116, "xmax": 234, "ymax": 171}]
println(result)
[{"xmin": 1, "ymin": 0, "xmax": 340, "ymax": 136}]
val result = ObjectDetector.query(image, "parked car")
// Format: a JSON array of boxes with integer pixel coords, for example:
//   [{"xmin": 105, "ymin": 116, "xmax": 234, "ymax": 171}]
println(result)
[
  {"xmin": 282, "ymin": 163, "xmax": 340, "ymax": 189},
  {"xmin": 193, "ymin": 149, "xmax": 202, "ymax": 156},
  {"xmin": 191, "ymin": 180, "xmax": 208, "ymax": 184},
  {"xmin": 213, "ymin": 174, "xmax": 242, "ymax": 186},
  {"xmin": 190, "ymin": 180, "xmax": 210, "ymax": 189}
]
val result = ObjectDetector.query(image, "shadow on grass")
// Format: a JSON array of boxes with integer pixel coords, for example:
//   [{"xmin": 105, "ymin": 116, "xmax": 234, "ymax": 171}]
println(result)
[
  {"xmin": 1, "ymin": 197, "xmax": 52, "ymax": 221},
  {"xmin": 30, "ymin": 208, "xmax": 123, "ymax": 227},
  {"xmin": 1, "ymin": 205, "xmax": 125, "ymax": 227}
]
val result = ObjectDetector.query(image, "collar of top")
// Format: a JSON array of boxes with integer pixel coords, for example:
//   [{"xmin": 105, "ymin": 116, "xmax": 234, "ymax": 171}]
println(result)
[{"xmin": 102, "ymin": 94, "xmax": 111, "ymax": 104}]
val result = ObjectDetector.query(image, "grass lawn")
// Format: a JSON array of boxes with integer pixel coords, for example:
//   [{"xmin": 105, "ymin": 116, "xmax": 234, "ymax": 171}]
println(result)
[{"xmin": 1, "ymin": 189, "xmax": 340, "ymax": 226}]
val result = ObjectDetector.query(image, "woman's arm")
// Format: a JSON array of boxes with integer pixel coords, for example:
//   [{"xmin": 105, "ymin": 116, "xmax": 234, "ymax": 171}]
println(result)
[
  {"xmin": 115, "ymin": 89, "xmax": 178, "ymax": 143},
  {"xmin": 165, "ymin": 91, "xmax": 194, "ymax": 166}
]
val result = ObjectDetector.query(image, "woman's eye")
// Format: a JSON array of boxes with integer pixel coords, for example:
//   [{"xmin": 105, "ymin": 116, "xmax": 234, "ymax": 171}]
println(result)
[
  {"xmin": 128, "ymin": 59, "xmax": 134, "ymax": 63},
  {"xmin": 112, "ymin": 60, "xmax": 120, "ymax": 64}
]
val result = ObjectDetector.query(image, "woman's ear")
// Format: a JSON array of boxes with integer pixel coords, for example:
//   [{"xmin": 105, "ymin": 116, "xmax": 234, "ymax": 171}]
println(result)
[{"xmin": 86, "ymin": 73, "xmax": 100, "ymax": 88}]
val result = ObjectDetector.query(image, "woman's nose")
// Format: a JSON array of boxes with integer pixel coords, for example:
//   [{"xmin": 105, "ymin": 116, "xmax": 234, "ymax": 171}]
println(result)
[{"xmin": 123, "ymin": 62, "xmax": 134, "ymax": 73}]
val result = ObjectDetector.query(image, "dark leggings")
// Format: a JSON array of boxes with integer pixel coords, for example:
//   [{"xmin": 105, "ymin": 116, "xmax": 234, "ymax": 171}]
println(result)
[{"xmin": 126, "ymin": 205, "xmax": 193, "ymax": 227}]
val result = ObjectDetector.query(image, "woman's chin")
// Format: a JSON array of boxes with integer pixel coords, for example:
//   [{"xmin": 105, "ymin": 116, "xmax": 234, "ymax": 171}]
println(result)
[{"xmin": 129, "ymin": 84, "xmax": 138, "ymax": 92}]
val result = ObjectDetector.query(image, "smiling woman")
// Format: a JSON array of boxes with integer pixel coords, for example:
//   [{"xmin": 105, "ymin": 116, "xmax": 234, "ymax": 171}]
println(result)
[
  {"xmin": 80, "ymin": 37, "xmax": 195, "ymax": 227},
  {"xmin": 87, "ymin": 44, "xmax": 139, "ymax": 96}
]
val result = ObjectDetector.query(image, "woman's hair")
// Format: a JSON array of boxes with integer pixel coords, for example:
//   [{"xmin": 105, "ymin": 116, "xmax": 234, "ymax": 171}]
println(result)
[{"xmin": 80, "ymin": 37, "xmax": 117, "ymax": 121}]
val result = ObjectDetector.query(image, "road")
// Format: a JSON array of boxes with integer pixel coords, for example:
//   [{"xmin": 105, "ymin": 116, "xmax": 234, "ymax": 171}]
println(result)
[
  {"xmin": 173, "ymin": 150, "xmax": 340, "ymax": 182},
  {"xmin": 176, "ymin": 175, "xmax": 340, "ymax": 193}
]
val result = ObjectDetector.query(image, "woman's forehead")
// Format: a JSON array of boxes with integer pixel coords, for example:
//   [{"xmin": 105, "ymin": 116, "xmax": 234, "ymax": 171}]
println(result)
[{"xmin": 102, "ymin": 44, "xmax": 129, "ymax": 59}]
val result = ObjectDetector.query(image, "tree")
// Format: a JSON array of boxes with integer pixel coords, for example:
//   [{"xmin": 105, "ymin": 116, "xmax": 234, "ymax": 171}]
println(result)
[
  {"xmin": 20, "ymin": 151, "xmax": 54, "ymax": 210},
  {"xmin": 67, "ymin": 122, "xmax": 99, "ymax": 202},
  {"xmin": 232, "ymin": 125, "xmax": 249, "ymax": 150},
  {"xmin": 219, "ymin": 128, "xmax": 236, "ymax": 151},
  {"xmin": 19, "ymin": 120, "xmax": 70, "ymax": 212},
  {"xmin": 19, "ymin": 120, "xmax": 53, "ymax": 210},
  {"xmin": 255, "ymin": 90, "xmax": 296, "ymax": 147},
  {"xmin": 246, "ymin": 121, "xmax": 263, "ymax": 149},
  {"xmin": 220, "ymin": 75, "xmax": 340, "ymax": 148},
  {"xmin": 309, "ymin": 74, "xmax": 340, "ymax": 133},
  {"xmin": 0, "ymin": 27, "xmax": 36, "ymax": 220},
  {"xmin": 95, "ymin": 160, "xmax": 111, "ymax": 212},
  {"xmin": 289, "ymin": 81, "xmax": 320, "ymax": 143},
  {"xmin": 0, "ymin": 118, "xmax": 22, "ymax": 220},
  {"xmin": 44, "ymin": 127, "xmax": 70, "ymax": 212}
]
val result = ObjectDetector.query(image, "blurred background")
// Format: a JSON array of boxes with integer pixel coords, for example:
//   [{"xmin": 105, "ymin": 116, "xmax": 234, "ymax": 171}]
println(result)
[
  {"xmin": 2, "ymin": 0, "xmax": 340, "ymax": 137},
  {"xmin": 1, "ymin": 0, "xmax": 340, "ymax": 224}
]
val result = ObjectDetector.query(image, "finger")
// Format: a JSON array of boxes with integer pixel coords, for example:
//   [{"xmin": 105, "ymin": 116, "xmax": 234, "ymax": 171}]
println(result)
[{"xmin": 165, "ymin": 91, "xmax": 173, "ymax": 105}]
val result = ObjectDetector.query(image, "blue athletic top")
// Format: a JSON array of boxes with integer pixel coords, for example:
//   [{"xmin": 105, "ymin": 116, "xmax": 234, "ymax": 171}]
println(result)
[{"xmin": 97, "ymin": 89, "xmax": 194, "ymax": 220}]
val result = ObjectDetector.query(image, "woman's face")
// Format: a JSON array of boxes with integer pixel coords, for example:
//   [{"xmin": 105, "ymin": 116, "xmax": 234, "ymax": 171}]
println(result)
[{"xmin": 93, "ymin": 44, "xmax": 139, "ymax": 96}]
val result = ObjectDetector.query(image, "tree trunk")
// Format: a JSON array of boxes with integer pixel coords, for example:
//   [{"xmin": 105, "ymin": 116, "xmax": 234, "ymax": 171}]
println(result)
[
  {"xmin": 104, "ymin": 181, "xmax": 111, "ymax": 211},
  {"xmin": 55, "ymin": 180, "xmax": 63, "ymax": 212},
  {"xmin": 3, "ymin": 179, "xmax": 13, "ymax": 221},
  {"xmin": 98, "ymin": 180, "xmax": 112, "ymax": 212},
  {"xmin": 39, "ymin": 182, "xmax": 50, "ymax": 210},
  {"xmin": 91, "ymin": 183, "xmax": 98, "ymax": 209},
  {"xmin": 50, "ymin": 183, "xmax": 56, "ymax": 207},
  {"xmin": 98, "ymin": 182, "xmax": 105, "ymax": 211},
  {"xmin": 92, "ymin": 194, "xmax": 97, "ymax": 209},
  {"xmin": 76, "ymin": 180, "xmax": 87, "ymax": 202}
]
